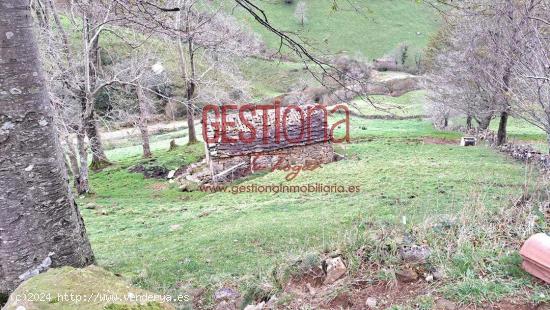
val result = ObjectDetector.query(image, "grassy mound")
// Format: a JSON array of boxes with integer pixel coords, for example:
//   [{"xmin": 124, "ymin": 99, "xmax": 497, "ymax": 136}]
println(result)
[{"xmin": 3, "ymin": 266, "xmax": 176, "ymax": 310}]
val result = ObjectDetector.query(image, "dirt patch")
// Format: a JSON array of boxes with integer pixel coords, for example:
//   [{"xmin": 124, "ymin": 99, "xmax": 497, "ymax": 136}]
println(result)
[
  {"xmin": 423, "ymin": 137, "xmax": 459, "ymax": 145},
  {"xmin": 285, "ymin": 266, "xmax": 325, "ymax": 294},
  {"xmin": 284, "ymin": 279, "xmax": 545, "ymax": 309},
  {"xmin": 149, "ymin": 182, "xmax": 169, "ymax": 191},
  {"xmin": 281, "ymin": 265, "xmax": 545, "ymax": 309}
]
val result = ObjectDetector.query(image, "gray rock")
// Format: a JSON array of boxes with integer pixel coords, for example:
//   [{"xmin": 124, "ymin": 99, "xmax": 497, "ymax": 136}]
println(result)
[
  {"xmin": 365, "ymin": 297, "xmax": 377, "ymax": 308},
  {"xmin": 179, "ymin": 179, "xmax": 199, "ymax": 192},
  {"xmin": 425, "ymin": 274, "xmax": 434, "ymax": 282},
  {"xmin": 323, "ymin": 256, "xmax": 347, "ymax": 285},
  {"xmin": 395, "ymin": 268, "xmax": 418, "ymax": 283},
  {"xmin": 214, "ymin": 287, "xmax": 240, "ymax": 302},
  {"xmin": 265, "ymin": 295, "xmax": 278, "ymax": 309},
  {"xmin": 400, "ymin": 245, "xmax": 431, "ymax": 264},
  {"xmin": 244, "ymin": 301, "xmax": 265, "ymax": 310},
  {"xmin": 84, "ymin": 203, "xmax": 97, "ymax": 210}
]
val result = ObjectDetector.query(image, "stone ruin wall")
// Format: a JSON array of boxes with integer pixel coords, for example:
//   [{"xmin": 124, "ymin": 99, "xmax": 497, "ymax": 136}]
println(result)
[
  {"xmin": 208, "ymin": 143, "xmax": 335, "ymax": 183},
  {"xmin": 204, "ymin": 104, "xmax": 337, "ymax": 183}
]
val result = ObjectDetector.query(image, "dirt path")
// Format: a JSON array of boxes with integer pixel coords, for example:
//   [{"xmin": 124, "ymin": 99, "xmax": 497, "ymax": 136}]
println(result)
[{"xmin": 99, "ymin": 120, "xmax": 199, "ymax": 142}]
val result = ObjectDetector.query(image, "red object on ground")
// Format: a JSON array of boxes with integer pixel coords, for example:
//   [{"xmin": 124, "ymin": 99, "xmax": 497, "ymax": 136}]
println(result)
[{"xmin": 520, "ymin": 233, "xmax": 550, "ymax": 283}]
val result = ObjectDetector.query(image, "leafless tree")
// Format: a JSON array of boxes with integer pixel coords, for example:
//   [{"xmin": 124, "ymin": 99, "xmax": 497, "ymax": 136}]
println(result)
[
  {"xmin": 427, "ymin": 0, "xmax": 545, "ymax": 146},
  {"xmin": 508, "ymin": 1, "xmax": 550, "ymax": 151}
]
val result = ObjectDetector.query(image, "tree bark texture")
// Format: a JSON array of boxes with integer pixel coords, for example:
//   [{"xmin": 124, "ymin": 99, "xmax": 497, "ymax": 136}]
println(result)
[
  {"xmin": 0, "ymin": 0, "xmax": 94, "ymax": 294},
  {"xmin": 84, "ymin": 110, "xmax": 109, "ymax": 170},
  {"xmin": 84, "ymin": 18, "xmax": 109, "ymax": 170},
  {"xmin": 497, "ymin": 111, "xmax": 509, "ymax": 146},
  {"xmin": 137, "ymin": 86, "xmax": 152, "ymax": 158},
  {"xmin": 476, "ymin": 114, "xmax": 493, "ymax": 130}
]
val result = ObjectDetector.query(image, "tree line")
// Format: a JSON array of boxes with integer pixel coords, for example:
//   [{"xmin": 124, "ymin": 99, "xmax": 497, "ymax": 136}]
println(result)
[{"xmin": 426, "ymin": 0, "xmax": 549, "ymax": 151}]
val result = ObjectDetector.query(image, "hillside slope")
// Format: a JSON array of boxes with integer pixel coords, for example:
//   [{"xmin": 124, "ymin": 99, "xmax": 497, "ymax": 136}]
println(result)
[{"xmin": 236, "ymin": 0, "xmax": 440, "ymax": 62}]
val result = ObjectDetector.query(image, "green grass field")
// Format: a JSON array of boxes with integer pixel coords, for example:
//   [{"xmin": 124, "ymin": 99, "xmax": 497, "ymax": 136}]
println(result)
[
  {"xmin": 237, "ymin": 0, "xmax": 440, "ymax": 62},
  {"xmin": 80, "ymin": 104, "xmax": 548, "ymax": 307},
  {"xmin": 66, "ymin": 2, "xmax": 550, "ymax": 307},
  {"xmin": 352, "ymin": 90, "xmax": 427, "ymax": 117}
]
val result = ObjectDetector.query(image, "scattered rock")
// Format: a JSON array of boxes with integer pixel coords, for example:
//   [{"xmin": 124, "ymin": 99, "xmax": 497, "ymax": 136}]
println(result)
[
  {"xmin": 174, "ymin": 159, "xmax": 211, "ymax": 187},
  {"xmin": 323, "ymin": 256, "xmax": 347, "ymax": 285},
  {"xmin": 84, "ymin": 203, "xmax": 97, "ymax": 210},
  {"xmin": 243, "ymin": 301, "xmax": 265, "ymax": 310},
  {"xmin": 400, "ymin": 245, "xmax": 431, "ymax": 264},
  {"xmin": 265, "ymin": 295, "xmax": 278, "ymax": 308},
  {"xmin": 167, "ymin": 170, "xmax": 176, "ymax": 179},
  {"xmin": 187, "ymin": 287, "xmax": 205, "ymax": 300},
  {"xmin": 179, "ymin": 179, "xmax": 199, "ymax": 192},
  {"xmin": 425, "ymin": 274, "xmax": 434, "ymax": 282},
  {"xmin": 128, "ymin": 164, "xmax": 169, "ymax": 179},
  {"xmin": 215, "ymin": 300, "xmax": 239, "ymax": 310},
  {"xmin": 214, "ymin": 287, "xmax": 240, "ymax": 302},
  {"xmin": 434, "ymin": 298, "xmax": 457, "ymax": 310},
  {"xmin": 333, "ymin": 153, "xmax": 346, "ymax": 162},
  {"xmin": 395, "ymin": 268, "xmax": 419, "ymax": 283},
  {"xmin": 170, "ymin": 224, "xmax": 182, "ymax": 231},
  {"xmin": 365, "ymin": 297, "xmax": 377, "ymax": 308}
]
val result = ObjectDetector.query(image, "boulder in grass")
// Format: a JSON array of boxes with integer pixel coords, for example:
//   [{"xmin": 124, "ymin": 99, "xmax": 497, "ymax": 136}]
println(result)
[{"xmin": 3, "ymin": 266, "xmax": 176, "ymax": 310}]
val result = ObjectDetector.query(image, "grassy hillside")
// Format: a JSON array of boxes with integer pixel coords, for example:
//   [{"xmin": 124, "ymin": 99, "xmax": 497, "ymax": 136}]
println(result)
[
  {"xmin": 61, "ymin": 2, "xmax": 550, "ymax": 307},
  {"xmin": 80, "ymin": 92, "xmax": 549, "ymax": 307},
  {"xmin": 237, "ymin": 0, "xmax": 440, "ymax": 61}
]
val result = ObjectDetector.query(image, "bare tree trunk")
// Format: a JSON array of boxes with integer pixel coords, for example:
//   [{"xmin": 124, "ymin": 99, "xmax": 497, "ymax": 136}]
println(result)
[
  {"xmin": 64, "ymin": 135, "xmax": 81, "ymax": 190},
  {"xmin": 497, "ymin": 59, "xmax": 514, "ymax": 146},
  {"xmin": 466, "ymin": 115, "xmax": 473, "ymax": 130},
  {"xmin": 476, "ymin": 114, "xmax": 493, "ymax": 130},
  {"xmin": 84, "ymin": 16, "xmax": 110, "ymax": 170},
  {"xmin": 77, "ymin": 96, "xmax": 91, "ymax": 194},
  {"xmin": 48, "ymin": 0, "xmax": 70, "ymax": 58},
  {"xmin": 176, "ymin": 9, "xmax": 198, "ymax": 145},
  {"xmin": 185, "ymin": 37, "xmax": 198, "ymax": 144},
  {"xmin": 31, "ymin": 0, "xmax": 49, "ymax": 29},
  {"xmin": 186, "ymin": 83, "xmax": 198, "ymax": 144},
  {"xmin": 497, "ymin": 111, "xmax": 509, "ymax": 146},
  {"xmin": 137, "ymin": 86, "xmax": 152, "ymax": 158},
  {"xmin": 76, "ymin": 124, "xmax": 90, "ymax": 194},
  {"xmin": 0, "ymin": 0, "xmax": 94, "ymax": 294},
  {"xmin": 84, "ymin": 111, "xmax": 110, "ymax": 170},
  {"xmin": 164, "ymin": 99, "xmax": 178, "ymax": 120}
]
